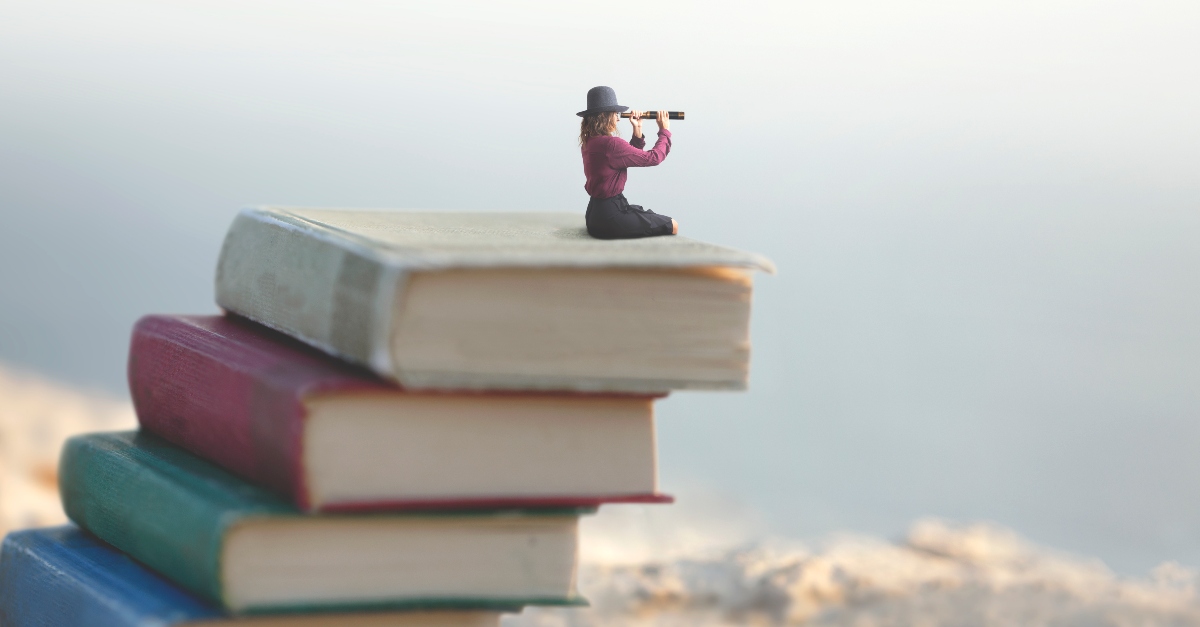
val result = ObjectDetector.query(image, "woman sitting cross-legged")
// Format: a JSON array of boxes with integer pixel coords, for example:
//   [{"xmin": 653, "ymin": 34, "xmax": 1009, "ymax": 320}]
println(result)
[{"xmin": 578, "ymin": 85, "xmax": 678, "ymax": 239}]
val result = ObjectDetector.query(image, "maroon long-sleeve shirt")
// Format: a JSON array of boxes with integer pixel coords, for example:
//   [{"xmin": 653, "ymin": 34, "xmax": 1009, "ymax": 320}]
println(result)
[{"xmin": 582, "ymin": 128, "xmax": 672, "ymax": 199}]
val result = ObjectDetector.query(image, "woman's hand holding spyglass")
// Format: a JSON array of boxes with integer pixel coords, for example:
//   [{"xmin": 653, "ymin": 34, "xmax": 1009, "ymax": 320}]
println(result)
[
  {"xmin": 628, "ymin": 110, "xmax": 643, "ymax": 138},
  {"xmin": 655, "ymin": 110, "xmax": 669, "ymax": 131}
]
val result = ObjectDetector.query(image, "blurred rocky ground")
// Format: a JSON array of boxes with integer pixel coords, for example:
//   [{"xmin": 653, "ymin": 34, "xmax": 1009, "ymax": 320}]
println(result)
[
  {"xmin": 2, "ymin": 363, "xmax": 1198, "ymax": 626},
  {"xmin": 0, "ymin": 364, "xmax": 134, "ymax": 535},
  {"xmin": 512, "ymin": 519, "xmax": 1200, "ymax": 626}
]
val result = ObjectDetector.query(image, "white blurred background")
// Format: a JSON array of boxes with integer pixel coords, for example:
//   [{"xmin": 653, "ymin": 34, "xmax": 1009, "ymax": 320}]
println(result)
[{"xmin": 1, "ymin": 0, "xmax": 1198, "ymax": 577}]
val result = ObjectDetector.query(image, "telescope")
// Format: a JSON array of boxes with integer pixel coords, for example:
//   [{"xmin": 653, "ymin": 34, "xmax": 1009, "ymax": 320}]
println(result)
[{"xmin": 620, "ymin": 111, "xmax": 685, "ymax": 120}]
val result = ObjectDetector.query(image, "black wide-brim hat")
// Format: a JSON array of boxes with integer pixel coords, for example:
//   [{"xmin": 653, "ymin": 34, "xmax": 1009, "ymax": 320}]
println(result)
[{"xmin": 577, "ymin": 85, "xmax": 629, "ymax": 117}]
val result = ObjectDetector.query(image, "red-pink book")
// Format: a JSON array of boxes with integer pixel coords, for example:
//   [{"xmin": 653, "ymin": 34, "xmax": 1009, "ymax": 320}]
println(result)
[{"xmin": 129, "ymin": 314, "xmax": 672, "ymax": 513}]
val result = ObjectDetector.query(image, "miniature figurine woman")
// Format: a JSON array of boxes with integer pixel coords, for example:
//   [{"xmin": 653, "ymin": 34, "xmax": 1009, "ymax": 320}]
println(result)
[{"xmin": 578, "ymin": 86, "xmax": 678, "ymax": 239}]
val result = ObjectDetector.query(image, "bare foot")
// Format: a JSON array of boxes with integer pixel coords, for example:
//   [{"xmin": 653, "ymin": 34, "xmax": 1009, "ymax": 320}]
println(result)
[{"xmin": 671, "ymin": 219, "xmax": 679, "ymax": 235}]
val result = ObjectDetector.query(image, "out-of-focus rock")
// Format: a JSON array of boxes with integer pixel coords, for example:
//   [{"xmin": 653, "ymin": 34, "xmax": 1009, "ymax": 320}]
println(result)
[
  {"xmin": 0, "ymin": 364, "xmax": 135, "ymax": 535},
  {"xmin": 511, "ymin": 519, "xmax": 1200, "ymax": 626}
]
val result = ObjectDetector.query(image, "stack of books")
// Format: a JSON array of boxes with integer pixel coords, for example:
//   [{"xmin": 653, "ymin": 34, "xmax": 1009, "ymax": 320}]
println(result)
[{"xmin": 0, "ymin": 208, "xmax": 772, "ymax": 626}]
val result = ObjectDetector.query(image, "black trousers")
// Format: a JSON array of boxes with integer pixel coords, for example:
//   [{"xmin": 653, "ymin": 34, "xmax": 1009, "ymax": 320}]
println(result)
[{"xmin": 586, "ymin": 193, "xmax": 675, "ymax": 240}]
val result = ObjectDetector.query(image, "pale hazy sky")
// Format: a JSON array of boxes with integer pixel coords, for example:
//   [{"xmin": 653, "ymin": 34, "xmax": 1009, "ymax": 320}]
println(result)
[{"xmin": 1, "ymin": 0, "xmax": 1198, "ymax": 572}]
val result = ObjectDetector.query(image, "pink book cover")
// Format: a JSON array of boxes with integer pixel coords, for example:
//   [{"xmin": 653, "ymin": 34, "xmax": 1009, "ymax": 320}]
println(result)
[{"xmin": 128, "ymin": 314, "xmax": 673, "ymax": 512}]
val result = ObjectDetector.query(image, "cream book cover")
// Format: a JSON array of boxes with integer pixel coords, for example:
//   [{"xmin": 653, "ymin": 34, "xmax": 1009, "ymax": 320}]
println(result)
[{"xmin": 216, "ymin": 207, "xmax": 774, "ymax": 393}]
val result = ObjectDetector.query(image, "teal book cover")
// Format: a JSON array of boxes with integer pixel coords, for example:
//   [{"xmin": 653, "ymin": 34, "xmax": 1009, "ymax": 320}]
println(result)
[{"xmin": 59, "ymin": 431, "xmax": 589, "ymax": 614}]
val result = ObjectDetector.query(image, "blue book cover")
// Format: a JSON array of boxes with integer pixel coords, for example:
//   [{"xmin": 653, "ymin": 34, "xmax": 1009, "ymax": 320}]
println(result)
[
  {"xmin": 0, "ymin": 525, "xmax": 222, "ymax": 627},
  {"xmin": 0, "ymin": 526, "xmax": 507, "ymax": 627}
]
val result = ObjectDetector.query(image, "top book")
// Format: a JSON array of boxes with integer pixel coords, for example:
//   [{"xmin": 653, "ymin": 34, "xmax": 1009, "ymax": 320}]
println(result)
[{"xmin": 216, "ymin": 207, "xmax": 775, "ymax": 393}]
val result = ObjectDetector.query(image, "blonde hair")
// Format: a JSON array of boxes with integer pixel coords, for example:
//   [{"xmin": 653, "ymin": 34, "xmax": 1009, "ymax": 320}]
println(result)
[{"xmin": 579, "ymin": 112, "xmax": 618, "ymax": 146}]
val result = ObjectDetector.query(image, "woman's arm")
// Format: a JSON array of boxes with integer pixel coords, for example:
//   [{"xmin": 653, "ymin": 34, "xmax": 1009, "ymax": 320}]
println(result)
[
  {"xmin": 607, "ymin": 125, "xmax": 672, "ymax": 168},
  {"xmin": 629, "ymin": 110, "xmax": 644, "ymax": 140},
  {"xmin": 628, "ymin": 110, "xmax": 647, "ymax": 149}
]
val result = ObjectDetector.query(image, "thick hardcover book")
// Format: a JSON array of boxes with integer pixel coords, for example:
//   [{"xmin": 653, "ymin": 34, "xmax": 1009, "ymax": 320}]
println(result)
[
  {"xmin": 0, "ymin": 527, "xmax": 505, "ymax": 627},
  {"xmin": 59, "ymin": 432, "xmax": 587, "ymax": 614},
  {"xmin": 130, "ymin": 314, "xmax": 672, "ymax": 512},
  {"xmin": 215, "ymin": 207, "xmax": 774, "ymax": 393}
]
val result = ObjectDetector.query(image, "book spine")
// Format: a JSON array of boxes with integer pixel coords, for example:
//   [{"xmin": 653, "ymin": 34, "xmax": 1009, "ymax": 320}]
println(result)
[
  {"xmin": 0, "ymin": 528, "xmax": 222, "ymax": 627},
  {"xmin": 215, "ymin": 208, "xmax": 401, "ymax": 378},
  {"xmin": 58, "ymin": 434, "xmax": 244, "ymax": 606},
  {"xmin": 129, "ymin": 316, "xmax": 310, "ymax": 509}
]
